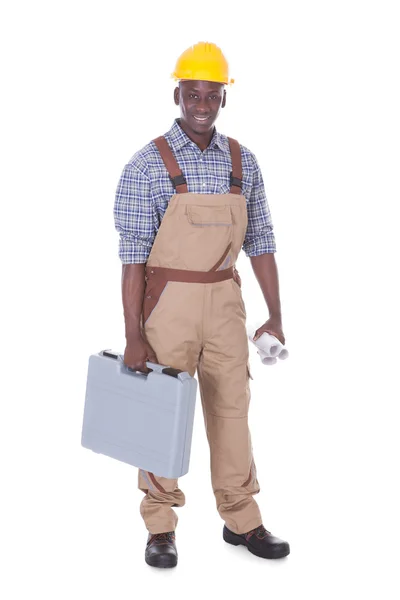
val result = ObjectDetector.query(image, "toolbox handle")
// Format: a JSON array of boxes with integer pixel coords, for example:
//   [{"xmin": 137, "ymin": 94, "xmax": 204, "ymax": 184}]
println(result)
[
  {"xmin": 144, "ymin": 361, "xmax": 171, "ymax": 373},
  {"xmin": 101, "ymin": 350, "xmax": 170, "ymax": 375},
  {"xmin": 101, "ymin": 350, "xmax": 190, "ymax": 380},
  {"xmin": 118, "ymin": 356, "xmax": 170, "ymax": 375}
]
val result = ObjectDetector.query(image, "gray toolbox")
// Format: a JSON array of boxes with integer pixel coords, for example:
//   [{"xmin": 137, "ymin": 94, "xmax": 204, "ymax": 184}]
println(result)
[{"xmin": 81, "ymin": 350, "xmax": 198, "ymax": 479}]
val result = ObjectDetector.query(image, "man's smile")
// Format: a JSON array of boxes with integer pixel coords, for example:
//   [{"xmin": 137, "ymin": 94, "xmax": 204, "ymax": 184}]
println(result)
[{"xmin": 193, "ymin": 115, "xmax": 211, "ymax": 122}]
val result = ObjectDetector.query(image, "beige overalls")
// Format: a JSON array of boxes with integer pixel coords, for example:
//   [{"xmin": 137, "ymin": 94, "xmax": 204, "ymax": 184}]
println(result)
[{"xmin": 138, "ymin": 135, "xmax": 262, "ymax": 535}]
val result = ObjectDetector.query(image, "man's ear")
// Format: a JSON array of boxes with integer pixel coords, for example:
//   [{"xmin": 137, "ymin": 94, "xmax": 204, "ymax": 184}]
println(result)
[
  {"xmin": 174, "ymin": 86, "xmax": 180, "ymax": 106},
  {"xmin": 221, "ymin": 88, "xmax": 227, "ymax": 108}
]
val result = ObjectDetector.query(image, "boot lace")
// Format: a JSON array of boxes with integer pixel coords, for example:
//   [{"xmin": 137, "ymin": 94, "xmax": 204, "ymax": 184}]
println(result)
[
  {"xmin": 149, "ymin": 531, "xmax": 175, "ymax": 544},
  {"xmin": 248, "ymin": 525, "xmax": 271, "ymax": 539}
]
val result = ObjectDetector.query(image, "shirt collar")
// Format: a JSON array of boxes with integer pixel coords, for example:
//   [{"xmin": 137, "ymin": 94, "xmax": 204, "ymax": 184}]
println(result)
[{"xmin": 165, "ymin": 118, "xmax": 230, "ymax": 154}]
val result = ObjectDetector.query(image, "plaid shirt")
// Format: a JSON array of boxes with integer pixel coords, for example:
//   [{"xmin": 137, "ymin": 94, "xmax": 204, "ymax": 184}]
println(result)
[{"xmin": 114, "ymin": 118, "xmax": 276, "ymax": 263}]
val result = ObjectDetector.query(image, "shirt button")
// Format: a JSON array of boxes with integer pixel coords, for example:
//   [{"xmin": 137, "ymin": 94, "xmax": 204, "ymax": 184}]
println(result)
[{"xmin": 203, "ymin": 183, "xmax": 206, "ymax": 187}]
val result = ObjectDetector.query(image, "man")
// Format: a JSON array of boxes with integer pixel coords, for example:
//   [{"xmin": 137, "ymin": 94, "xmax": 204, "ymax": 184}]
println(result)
[{"xmin": 114, "ymin": 41, "xmax": 290, "ymax": 568}]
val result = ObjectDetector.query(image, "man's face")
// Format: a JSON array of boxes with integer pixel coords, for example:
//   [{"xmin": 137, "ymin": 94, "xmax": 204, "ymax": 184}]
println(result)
[{"xmin": 174, "ymin": 80, "xmax": 226, "ymax": 135}]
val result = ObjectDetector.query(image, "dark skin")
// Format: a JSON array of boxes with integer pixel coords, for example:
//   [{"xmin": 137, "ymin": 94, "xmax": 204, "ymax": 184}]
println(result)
[
  {"xmin": 173, "ymin": 79, "xmax": 226, "ymax": 150},
  {"xmin": 122, "ymin": 80, "xmax": 284, "ymax": 372}
]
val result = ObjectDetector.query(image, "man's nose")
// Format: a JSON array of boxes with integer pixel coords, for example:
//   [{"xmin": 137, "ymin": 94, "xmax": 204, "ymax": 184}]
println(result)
[{"xmin": 196, "ymin": 98, "xmax": 210, "ymax": 112}]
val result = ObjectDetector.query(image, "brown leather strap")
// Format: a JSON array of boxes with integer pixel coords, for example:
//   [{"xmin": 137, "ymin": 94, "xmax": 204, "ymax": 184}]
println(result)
[
  {"xmin": 153, "ymin": 136, "xmax": 188, "ymax": 193},
  {"xmin": 145, "ymin": 265, "xmax": 234, "ymax": 283},
  {"xmin": 227, "ymin": 137, "xmax": 243, "ymax": 195},
  {"xmin": 209, "ymin": 243, "xmax": 232, "ymax": 271}
]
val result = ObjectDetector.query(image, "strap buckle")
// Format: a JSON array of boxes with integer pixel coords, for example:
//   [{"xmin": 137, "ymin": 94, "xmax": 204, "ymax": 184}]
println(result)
[
  {"xmin": 230, "ymin": 172, "xmax": 243, "ymax": 189},
  {"xmin": 169, "ymin": 173, "xmax": 187, "ymax": 188}
]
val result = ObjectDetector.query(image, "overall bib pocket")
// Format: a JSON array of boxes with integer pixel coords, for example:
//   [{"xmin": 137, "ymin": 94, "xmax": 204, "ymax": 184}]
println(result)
[
  {"xmin": 181, "ymin": 205, "xmax": 234, "ymax": 271},
  {"xmin": 187, "ymin": 204, "xmax": 232, "ymax": 226}
]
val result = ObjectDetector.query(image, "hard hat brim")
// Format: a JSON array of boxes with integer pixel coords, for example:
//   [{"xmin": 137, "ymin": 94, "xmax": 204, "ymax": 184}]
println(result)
[{"xmin": 171, "ymin": 73, "xmax": 234, "ymax": 85}]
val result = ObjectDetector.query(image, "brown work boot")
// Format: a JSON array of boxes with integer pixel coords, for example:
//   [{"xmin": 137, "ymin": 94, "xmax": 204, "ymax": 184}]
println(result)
[
  {"xmin": 223, "ymin": 524, "xmax": 290, "ymax": 559},
  {"xmin": 145, "ymin": 531, "xmax": 178, "ymax": 568}
]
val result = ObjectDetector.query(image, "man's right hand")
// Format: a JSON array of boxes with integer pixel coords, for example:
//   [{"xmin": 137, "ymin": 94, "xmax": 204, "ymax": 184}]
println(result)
[{"xmin": 123, "ymin": 332, "xmax": 158, "ymax": 373}]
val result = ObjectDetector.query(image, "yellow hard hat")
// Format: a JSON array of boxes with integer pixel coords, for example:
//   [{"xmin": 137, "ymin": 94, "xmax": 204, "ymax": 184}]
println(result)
[{"xmin": 171, "ymin": 42, "xmax": 234, "ymax": 85}]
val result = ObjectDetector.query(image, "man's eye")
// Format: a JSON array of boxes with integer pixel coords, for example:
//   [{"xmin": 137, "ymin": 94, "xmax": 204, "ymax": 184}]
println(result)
[{"xmin": 189, "ymin": 94, "xmax": 198, "ymax": 99}]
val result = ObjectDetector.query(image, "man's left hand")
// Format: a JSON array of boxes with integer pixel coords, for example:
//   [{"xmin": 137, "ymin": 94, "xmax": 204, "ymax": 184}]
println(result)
[{"xmin": 253, "ymin": 317, "xmax": 285, "ymax": 346}]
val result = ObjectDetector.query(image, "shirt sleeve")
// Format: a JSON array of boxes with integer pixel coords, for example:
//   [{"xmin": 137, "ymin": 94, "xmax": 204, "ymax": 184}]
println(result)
[
  {"xmin": 242, "ymin": 153, "xmax": 276, "ymax": 256},
  {"xmin": 113, "ymin": 161, "xmax": 156, "ymax": 264}
]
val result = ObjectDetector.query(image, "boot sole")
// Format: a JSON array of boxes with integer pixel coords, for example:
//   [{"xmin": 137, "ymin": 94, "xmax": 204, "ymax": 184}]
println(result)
[{"xmin": 223, "ymin": 529, "xmax": 290, "ymax": 559}]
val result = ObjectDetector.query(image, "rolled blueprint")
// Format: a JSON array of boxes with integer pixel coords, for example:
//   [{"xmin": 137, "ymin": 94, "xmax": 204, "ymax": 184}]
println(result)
[
  {"xmin": 247, "ymin": 322, "xmax": 289, "ymax": 364},
  {"xmin": 277, "ymin": 348, "xmax": 289, "ymax": 360},
  {"xmin": 257, "ymin": 350, "xmax": 278, "ymax": 366},
  {"xmin": 256, "ymin": 333, "xmax": 283, "ymax": 357}
]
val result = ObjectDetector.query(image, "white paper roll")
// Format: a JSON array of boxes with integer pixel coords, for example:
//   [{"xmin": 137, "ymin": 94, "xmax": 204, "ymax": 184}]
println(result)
[
  {"xmin": 257, "ymin": 350, "xmax": 278, "ymax": 365},
  {"xmin": 247, "ymin": 322, "xmax": 289, "ymax": 364},
  {"xmin": 248, "ymin": 331, "xmax": 283, "ymax": 357},
  {"xmin": 278, "ymin": 348, "xmax": 289, "ymax": 360}
]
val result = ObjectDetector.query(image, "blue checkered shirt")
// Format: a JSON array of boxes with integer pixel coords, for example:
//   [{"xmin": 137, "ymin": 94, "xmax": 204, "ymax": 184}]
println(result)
[{"xmin": 114, "ymin": 118, "xmax": 276, "ymax": 263}]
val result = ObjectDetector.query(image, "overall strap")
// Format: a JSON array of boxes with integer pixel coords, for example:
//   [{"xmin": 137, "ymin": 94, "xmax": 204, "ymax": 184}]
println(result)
[
  {"xmin": 153, "ymin": 136, "xmax": 188, "ymax": 193},
  {"xmin": 227, "ymin": 137, "xmax": 243, "ymax": 195}
]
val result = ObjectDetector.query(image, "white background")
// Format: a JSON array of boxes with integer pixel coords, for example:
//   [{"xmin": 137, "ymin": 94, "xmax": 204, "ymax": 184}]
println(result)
[{"xmin": 1, "ymin": 0, "xmax": 399, "ymax": 598}]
